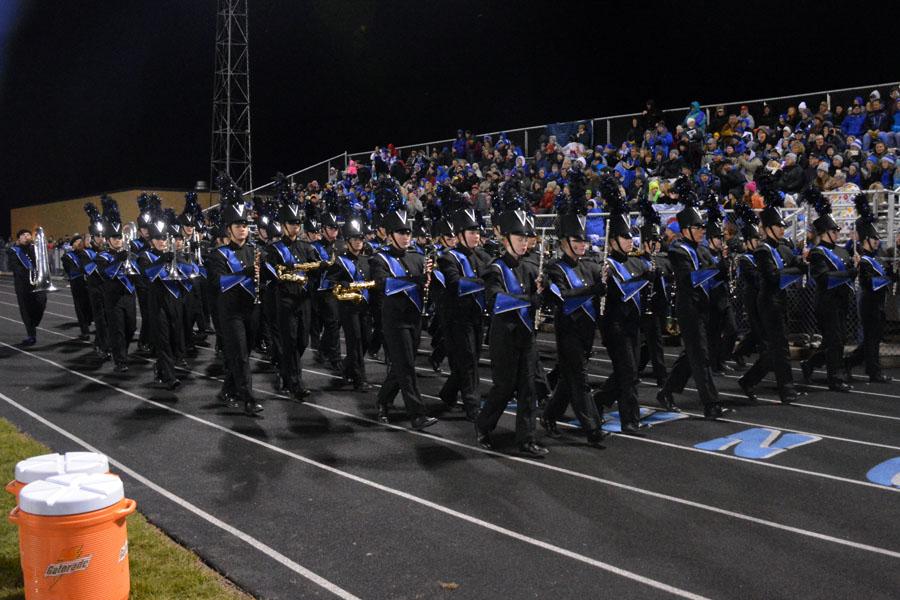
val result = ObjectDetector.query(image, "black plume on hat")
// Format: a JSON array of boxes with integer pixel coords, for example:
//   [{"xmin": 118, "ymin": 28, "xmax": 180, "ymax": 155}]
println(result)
[
  {"xmin": 638, "ymin": 187, "xmax": 662, "ymax": 240},
  {"xmin": 801, "ymin": 186, "xmax": 838, "ymax": 233},
  {"xmin": 217, "ymin": 171, "xmax": 249, "ymax": 225},
  {"xmin": 179, "ymin": 191, "xmax": 201, "ymax": 227},
  {"xmin": 101, "ymin": 194, "xmax": 124, "ymax": 237},
  {"xmin": 854, "ymin": 192, "xmax": 879, "ymax": 240},
  {"xmin": 733, "ymin": 201, "xmax": 760, "ymax": 240}
]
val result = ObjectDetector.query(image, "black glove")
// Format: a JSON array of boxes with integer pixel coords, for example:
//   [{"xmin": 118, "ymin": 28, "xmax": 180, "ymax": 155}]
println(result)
[
  {"xmin": 116, "ymin": 250, "xmax": 129, "ymax": 261},
  {"xmin": 160, "ymin": 252, "xmax": 174, "ymax": 263},
  {"xmin": 242, "ymin": 265, "xmax": 256, "ymax": 277},
  {"xmin": 589, "ymin": 281, "xmax": 607, "ymax": 296},
  {"xmin": 189, "ymin": 240, "xmax": 199, "ymax": 251}
]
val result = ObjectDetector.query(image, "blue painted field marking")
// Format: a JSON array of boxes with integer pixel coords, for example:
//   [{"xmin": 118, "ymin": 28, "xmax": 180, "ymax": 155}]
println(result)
[
  {"xmin": 866, "ymin": 457, "xmax": 900, "ymax": 488},
  {"xmin": 694, "ymin": 427, "xmax": 821, "ymax": 460},
  {"xmin": 577, "ymin": 408, "xmax": 689, "ymax": 433}
]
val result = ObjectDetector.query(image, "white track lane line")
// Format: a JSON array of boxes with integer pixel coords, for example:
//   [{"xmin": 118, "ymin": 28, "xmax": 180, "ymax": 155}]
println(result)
[
  {"xmin": 3, "ymin": 325, "xmax": 900, "ymax": 564},
  {"xmin": 3, "ymin": 283, "xmax": 900, "ymax": 402},
  {"xmin": 3, "ymin": 309, "xmax": 899, "ymax": 494},
  {"xmin": 4, "ymin": 293, "xmax": 898, "ymax": 423},
  {"xmin": 0, "ymin": 390, "xmax": 361, "ymax": 600},
  {"xmin": 0, "ymin": 341, "xmax": 720, "ymax": 600}
]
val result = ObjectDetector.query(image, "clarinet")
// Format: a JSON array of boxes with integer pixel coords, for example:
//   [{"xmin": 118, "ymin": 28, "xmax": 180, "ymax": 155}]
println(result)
[
  {"xmin": 644, "ymin": 249, "xmax": 656, "ymax": 316},
  {"xmin": 420, "ymin": 245, "xmax": 436, "ymax": 316},
  {"xmin": 599, "ymin": 219, "xmax": 611, "ymax": 316},
  {"xmin": 534, "ymin": 236, "xmax": 546, "ymax": 330},
  {"xmin": 249, "ymin": 228, "xmax": 261, "ymax": 305}
]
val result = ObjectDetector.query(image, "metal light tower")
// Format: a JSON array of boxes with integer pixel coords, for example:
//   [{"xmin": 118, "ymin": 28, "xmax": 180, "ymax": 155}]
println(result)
[{"xmin": 210, "ymin": 0, "xmax": 253, "ymax": 192}]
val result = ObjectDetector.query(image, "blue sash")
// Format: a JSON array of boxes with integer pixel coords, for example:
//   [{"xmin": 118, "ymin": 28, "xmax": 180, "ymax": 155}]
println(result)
[
  {"xmin": 814, "ymin": 245, "xmax": 854, "ymax": 290},
  {"xmin": 448, "ymin": 249, "xmax": 484, "ymax": 310},
  {"xmin": 338, "ymin": 255, "xmax": 369, "ymax": 303},
  {"xmin": 492, "ymin": 260, "xmax": 532, "ymax": 331},
  {"xmin": 378, "ymin": 252, "xmax": 422, "ymax": 311},
  {"xmin": 130, "ymin": 238, "xmax": 146, "ymax": 253},
  {"xmin": 274, "ymin": 241, "xmax": 308, "ymax": 289},
  {"xmin": 64, "ymin": 251, "xmax": 83, "ymax": 280},
  {"xmin": 312, "ymin": 242, "xmax": 332, "ymax": 290},
  {"xmin": 557, "ymin": 261, "xmax": 597, "ymax": 320},
  {"xmin": 607, "ymin": 257, "xmax": 646, "ymax": 310},
  {"xmin": 736, "ymin": 253, "xmax": 756, "ymax": 279},
  {"xmin": 860, "ymin": 255, "xmax": 890, "ymax": 291},
  {"xmin": 674, "ymin": 242, "xmax": 717, "ymax": 289},
  {"xmin": 100, "ymin": 252, "xmax": 136, "ymax": 294},
  {"xmin": 765, "ymin": 243, "xmax": 802, "ymax": 290},
  {"xmin": 142, "ymin": 251, "xmax": 182, "ymax": 298},
  {"xmin": 12, "ymin": 246, "xmax": 33, "ymax": 271},
  {"xmin": 217, "ymin": 246, "xmax": 255, "ymax": 298},
  {"xmin": 83, "ymin": 248, "xmax": 98, "ymax": 277}
]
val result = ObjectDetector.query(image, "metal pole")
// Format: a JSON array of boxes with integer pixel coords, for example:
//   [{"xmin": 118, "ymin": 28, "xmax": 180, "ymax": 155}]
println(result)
[
  {"xmin": 605, "ymin": 119, "xmax": 610, "ymax": 145},
  {"xmin": 344, "ymin": 151, "xmax": 348, "ymax": 169},
  {"xmin": 524, "ymin": 129, "xmax": 529, "ymax": 157},
  {"xmin": 826, "ymin": 92, "xmax": 831, "ymax": 110}
]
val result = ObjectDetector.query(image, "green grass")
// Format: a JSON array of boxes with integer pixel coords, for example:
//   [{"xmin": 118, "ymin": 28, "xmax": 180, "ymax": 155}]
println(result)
[{"xmin": 0, "ymin": 419, "xmax": 252, "ymax": 600}]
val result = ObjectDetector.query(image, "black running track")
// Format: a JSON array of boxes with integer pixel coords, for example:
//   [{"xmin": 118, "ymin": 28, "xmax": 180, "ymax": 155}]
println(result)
[{"xmin": 0, "ymin": 276, "xmax": 897, "ymax": 600}]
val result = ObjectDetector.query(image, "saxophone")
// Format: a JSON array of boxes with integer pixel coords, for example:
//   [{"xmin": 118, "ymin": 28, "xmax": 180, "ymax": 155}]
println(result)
[{"xmin": 332, "ymin": 280, "xmax": 376, "ymax": 303}]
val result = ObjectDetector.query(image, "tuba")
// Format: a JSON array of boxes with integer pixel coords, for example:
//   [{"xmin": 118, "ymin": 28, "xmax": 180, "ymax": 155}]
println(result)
[{"xmin": 29, "ymin": 228, "xmax": 58, "ymax": 293}]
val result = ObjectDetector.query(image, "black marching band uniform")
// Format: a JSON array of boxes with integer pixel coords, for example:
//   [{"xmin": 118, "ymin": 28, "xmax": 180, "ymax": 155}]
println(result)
[
  {"xmin": 83, "ymin": 202, "xmax": 111, "ymax": 360},
  {"xmin": 95, "ymin": 196, "xmax": 137, "ymax": 372},
  {"xmin": 61, "ymin": 234, "xmax": 93, "ymax": 339},
  {"xmin": 8, "ymin": 229, "xmax": 48, "ymax": 345}
]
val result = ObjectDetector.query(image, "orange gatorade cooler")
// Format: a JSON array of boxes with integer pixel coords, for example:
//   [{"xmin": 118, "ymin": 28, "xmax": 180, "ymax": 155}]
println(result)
[
  {"xmin": 8, "ymin": 473, "xmax": 135, "ymax": 600},
  {"xmin": 6, "ymin": 452, "xmax": 110, "ymax": 499}
]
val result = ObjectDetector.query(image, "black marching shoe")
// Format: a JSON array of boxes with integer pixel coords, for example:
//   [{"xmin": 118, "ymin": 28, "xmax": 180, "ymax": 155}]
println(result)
[
  {"xmin": 587, "ymin": 430, "xmax": 609, "ymax": 448},
  {"xmin": 354, "ymin": 381, "xmax": 373, "ymax": 392},
  {"xmin": 156, "ymin": 378, "xmax": 181, "ymax": 391},
  {"xmin": 713, "ymin": 363, "xmax": 734, "ymax": 374},
  {"xmin": 114, "ymin": 363, "xmax": 129, "ymax": 373},
  {"xmin": 273, "ymin": 375, "xmax": 286, "ymax": 392},
  {"xmin": 411, "ymin": 416, "xmax": 438, "ymax": 430},
  {"xmin": 376, "ymin": 404, "xmax": 390, "ymax": 424},
  {"xmin": 733, "ymin": 355, "xmax": 747, "ymax": 369},
  {"xmin": 620, "ymin": 422, "xmax": 648, "ymax": 436},
  {"xmin": 736, "ymin": 377, "xmax": 759, "ymax": 404},
  {"xmin": 217, "ymin": 391, "xmax": 241, "ymax": 410},
  {"xmin": 244, "ymin": 400, "xmax": 264, "ymax": 416},
  {"xmin": 539, "ymin": 415, "xmax": 562, "ymax": 439},
  {"xmin": 20, "ymin": 336, "xmax": 36, "ymax": 347},
  {"xmin": 78, "ymin": 333, "xmax": 91, "ymax": 341},
  {"xmin": 291, "ymin": 388, "xmax": 311, "ymax": 403},
  {"xmin": 869, "ymin": 373, "xmax": 892, "ymax": 384},
  {"xmin": 655, "ymin": 390, "xmax": 679, "ymax": 412},
  {"xmin": 463, "ymin": 404, "xmax": 479, "ymax": 423},
  {"xmin": 175, "ymin": 358, "xmax": 189, "ymax": 370},
  {"xmin": 475, "ymin": 424, "xmax": 493, "ymax": 450},
  {"xmin": 703, "ymin": 404, "xmax": 732, "ymax": 420},
  {"xmin": 828, "ymin": 381, "xmax": 852, "ymax": 393},
  {"xmin": 429, "ymin": 355, "xmax": 442, "ymax": 373},
  {"xmin": 780, "ymin": 389, "xmax": 806, "ymax": 404},
  {"xmin": 800, "ymin": 360, "xmax": 814, "ymax": 383},
  {"xmin": 517, "ymin": 441, "xmax": 550, "ymax": 458}
]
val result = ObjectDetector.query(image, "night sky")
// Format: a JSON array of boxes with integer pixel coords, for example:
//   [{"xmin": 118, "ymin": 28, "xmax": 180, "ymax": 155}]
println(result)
[{"xmin": 0, "ymin": 0, "xmax": 890, "ymax": 235}]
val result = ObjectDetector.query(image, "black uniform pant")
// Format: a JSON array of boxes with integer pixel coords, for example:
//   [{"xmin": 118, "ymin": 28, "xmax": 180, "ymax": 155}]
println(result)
[
  {"xmin": 638, "ymin": 312, "xmax": 668, "ymax": 385},
  {"xmin": 743, "ymin": 296, "xmax": 795, "ymax": 394},
  {"xmin": 601, "ymin": 324, "xmax": 642, "ymax": 427},
  {"xmin": 846, "ymin": 295, "xmax": 884, "ymax": 377},
  {"xmin": 205, "ymin": 278, "xmax": 223, "ymax": 351},
  {"xmin": 87, "ymin": 280, "xmax": 109, "ymax": 352},
  {"xmin": 367, "ymin": 298, "xmax": 383, "ymax": 356},
  {"xmin": 182, "ymin": 284, "xmax": 204, "ymax": 347},
  {"xmin": 219, "ymin": 294, "xmax": 256, "ymax": 401},
  {"xmin": 150, "ymin": 290, "xmax": 183, "ymax": 384},
  {"xmin": 806, "ymin": 295, "xmax": 849, "ymax": 383},
  {"xmin": 377, "ymin": 321, "xmax": 427, "ymax": 417},
  {"xmin": 733, "ymin": 291, "xmax": 762, "ymax": 358},
  {"xmin": 14, "ymin": 280, "xmax": 46, "ymax": 338},
  {"xmin": 104, "ymin": 288, "xmax": 136, "ymax": 366},
  {"xmin": 339, "ymin": 303, "xmax": 371, "ymax": 384},
  {"xmin": 276, "ymin": 289, "xmax": 311, "ymax": 393},
  {"xmin": 439, "ymin": 316, "xmax": 483, "ymax": 412},
  {"xmin": 476, "ymin": 324, "xmax": 536, "ymax": 444},
  {"xmin": 428, "ymin": 310, "xmax": 446, "ymax": 366},
  {"xmin": 709, "ymin": 300, "xmax": 738, "ymax": 368},
  {"xmin": 262, "ymin": 284, "xmax": 281, "ymax": 368},
  {"xmin": 544, "ymin": 321, "xmax": 603, "ymax": 434},
  {"xmin": 69, "ymin": 279, "xmax": 92, "ymax": 335},
  {"xmin": 312, "ymin": 291, "xmax": 340, "ymax": 362},
  {"xmin": 661, "ymin": 305, "xmax": 719, "ymax": 406},
  {"xmin": 136, "ymin": 286, "xmax": 151, "ymax": 346}
]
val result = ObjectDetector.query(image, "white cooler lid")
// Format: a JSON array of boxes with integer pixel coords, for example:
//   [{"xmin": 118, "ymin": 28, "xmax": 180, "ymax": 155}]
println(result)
[
  {"xmin": 14, "ymin": 452, "xmax": 109, "ymax": 484},
  {"xmin": 19, "ymin": 473, "xmax": 124, "ymax": 516}
]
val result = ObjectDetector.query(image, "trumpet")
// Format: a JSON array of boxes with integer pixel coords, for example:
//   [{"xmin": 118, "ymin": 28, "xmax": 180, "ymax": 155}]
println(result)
[
  {"xmin": 190, "ymin": 230, "xmax": 202, "ymax": 278},
  {"xmin": 332, "ymin": 280, "xmax": 375, "ymax": 303},
  {"xmin": 29, "ymin": 227, "xmax": 58, "ymax": 293},
  {"xmin": 165, "ymin": 234, "xmax": 186, "ymax": 281},
  {"xmin": 121, "ymin": 222, "xmax": 140, "ymax": 276}
]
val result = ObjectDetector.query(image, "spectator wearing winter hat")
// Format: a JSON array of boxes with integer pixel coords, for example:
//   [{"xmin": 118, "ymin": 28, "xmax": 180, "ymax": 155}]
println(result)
[
  {"xmin": 684, "ymin": 101, "xmax": 706, "ymax": 133},
  {"xmin": 780, "ymin": 152, "xmax": 805, "ymax": 193}
]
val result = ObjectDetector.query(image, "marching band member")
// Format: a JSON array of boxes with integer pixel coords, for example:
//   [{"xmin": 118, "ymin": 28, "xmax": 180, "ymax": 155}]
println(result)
[
  {"xmin": 133, "ymin": 193, "xmax": 158, "ymax": 353},
  {"xmin": 310, "ymin": 188, "xmax": 343, "ymax": 371},
  {"xmin": 370, "ymin": 176, "xmax": 438, "ymax": 430},
  {"xmin": 61, "ymin": 234, "xmax": 93, "ymax": 340},
  {"xmin": 83, "ymin": 202, "xmax": 111, "ymax": 360},
  {"xmin": 737, "ymin": 174, "xmax": 806, "ymax": 404},
  {"xmin": 731, "ymin": 202, "xmax": 764, "ymax": 369},
  {"xmin": 636, "ymin": 191, "xmax": 671, "ymax": 387},
  {"xmin": 207, "ymin": 174, "xmax": 262, "ymax": 415},
  {"xmin": 540, "ymin": 169, "xmax": 607, "ymax": 446},
  {"xmin": 96, "ymin": 196, "xmax": 137, "ymax": 372},
  {"xmin": 656, "ymin": 177, "xmax": 729, "ymax": 418},
  {"xmin": 845, "ymin": 193, "xmax": 897, "ymax": 383},
  {"xmin": 267, "ymin": 176, "xmax": 318, "ymax": 401},
  {"xmin": 475, "ymin": 185, "xmax": 548, "ymax": 456},
  {"xmin": 800, "ymin": 188, "xmax": 855, "ymax": 392},
  {"xmin": 8, "ymin": 228, "xmax": 48, "ymax": 346},
  {"xmin": 178, "ymin": 192, "xmax": 207, "ymax": 354}
]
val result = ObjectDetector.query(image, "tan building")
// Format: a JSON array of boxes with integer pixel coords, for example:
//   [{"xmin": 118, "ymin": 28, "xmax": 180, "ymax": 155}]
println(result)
[{"xmin": 11, "ymin": 189, "xmax": 220, "ymax": 240}]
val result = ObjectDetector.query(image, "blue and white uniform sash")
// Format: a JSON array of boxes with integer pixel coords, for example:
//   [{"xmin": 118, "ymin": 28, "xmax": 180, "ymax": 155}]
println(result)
[
  {"xmin": 338, "ymin": 255, "xmax": 369, "ymax": 303},
  {"xmin": 492, "ymin": 259, "xmax": 532, "ymax": 331},
  {"xmin": 378, "ymin": 252, "xmax": 422, "ymax": 311},
  {"xmin": 860, "ymin": 255, "xmax": 890, "ymax": 291},
  {"xmin": 217, "ymin": 246, "xmax": 255, "ymax": 298},
  {"xmin": 448, "ymin": 249, "xmax": 484, "ymax": 310}
]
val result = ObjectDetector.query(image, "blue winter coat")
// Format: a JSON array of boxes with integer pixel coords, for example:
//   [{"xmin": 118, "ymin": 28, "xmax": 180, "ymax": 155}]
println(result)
[{"xmin": 841, "ymin": 113, "xmax": 866, "ymax": 137}]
